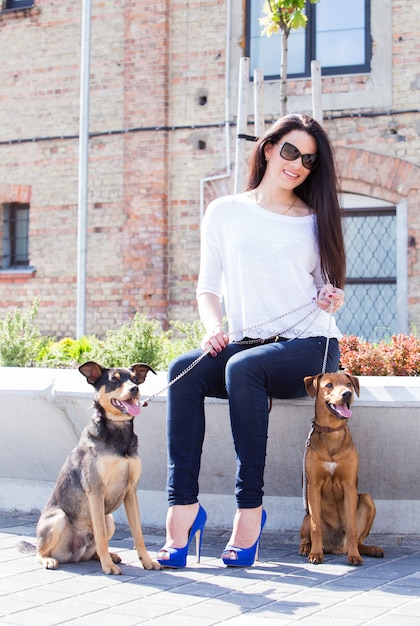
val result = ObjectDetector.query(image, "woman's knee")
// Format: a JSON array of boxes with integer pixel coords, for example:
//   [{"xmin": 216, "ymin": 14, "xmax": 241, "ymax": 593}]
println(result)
[
  {"xmin": 225, "ymin": 350, "xmax": 265, "ymax": 390},
  {"xmin": 169, "ymin": 349, "xmax": 228, "ymax": 398}
]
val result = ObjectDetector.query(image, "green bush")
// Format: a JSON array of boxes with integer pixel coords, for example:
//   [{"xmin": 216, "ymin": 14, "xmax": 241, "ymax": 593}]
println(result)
[
  {"xmin": 0, "ymin": 302, "xmax": 205, "ymax": 369},
  {"xmin": 93, "ymin": 312, "xmax": 172, "ymax": 370},
  {"xmin": 36, "ymin": 335, "xmax": 102, "ymax": 368},
  {"xmin": 3, "ymin": 301, "xmax": 420, "ymax": 375},
  {"xmin": 0, "ymin": 299, "xmax": 50, "ymax": 367}
]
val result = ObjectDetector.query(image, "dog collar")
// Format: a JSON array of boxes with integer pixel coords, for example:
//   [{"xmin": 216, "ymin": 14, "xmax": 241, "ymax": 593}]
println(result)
[
  {"xmin": 312, "ymin": 420, "xmax": 347, "ymax": 433},
  {"xmin": 95, "ymin": 410, "xmax": 134, "ymax": 423}
]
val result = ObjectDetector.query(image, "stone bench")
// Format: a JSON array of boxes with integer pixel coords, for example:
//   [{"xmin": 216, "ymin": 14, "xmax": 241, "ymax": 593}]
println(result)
[{"xmin": 1, "ymin": 367, "xmax": 419, "ymax": 534}]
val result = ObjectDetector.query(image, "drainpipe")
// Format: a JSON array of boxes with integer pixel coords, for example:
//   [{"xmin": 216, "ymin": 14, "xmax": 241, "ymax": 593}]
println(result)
[
  {"xmin": 76, "ymin": 0, "xmax": 92, "ymax": 338},
  {"xmin": 199, "ymin": 0, "xmax": 232, "ymax": 220}
]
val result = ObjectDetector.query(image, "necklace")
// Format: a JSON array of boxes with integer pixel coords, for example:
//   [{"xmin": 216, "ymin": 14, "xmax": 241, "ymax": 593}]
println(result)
[
  {"xmin": 282, "ymin": 195, "xmax": 298, "ymax": 215},
  {"xmin": 252, "ymin": 190, "xmax": 298, "ymax": 215}
]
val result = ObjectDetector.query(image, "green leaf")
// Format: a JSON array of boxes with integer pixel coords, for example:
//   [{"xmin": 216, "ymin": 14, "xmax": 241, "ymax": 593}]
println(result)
[{"xmin": 260, "ymin": 0, "xmax": 317, "ymax": 35}]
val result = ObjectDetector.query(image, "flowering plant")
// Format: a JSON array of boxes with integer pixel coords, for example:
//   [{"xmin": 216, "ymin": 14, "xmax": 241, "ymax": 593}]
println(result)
[{"xmin": 339, "ymin": 334, "xmax": 420, "ymax": 376}]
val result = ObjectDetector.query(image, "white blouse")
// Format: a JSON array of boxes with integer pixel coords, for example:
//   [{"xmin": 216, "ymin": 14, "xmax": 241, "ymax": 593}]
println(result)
[{"xmin": 196, "ymin": 194, "xmax": 341, "ymax": 340}]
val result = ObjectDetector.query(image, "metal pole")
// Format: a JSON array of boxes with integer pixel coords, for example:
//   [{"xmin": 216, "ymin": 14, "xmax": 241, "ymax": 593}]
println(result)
[
  {"xmin": 311, "ymin": 60, "xmax": 323, "ymax": 124},
  {"xmin": 76, "ymin": 0, "xmax": 92, "ymax": 338},
  {"xmin": 234, "ymin": 57, "xmax": 249, "ymax": 194},
  {"xmin": 253, "ymin": 68, "xmax": 264, "ymax": 139}
]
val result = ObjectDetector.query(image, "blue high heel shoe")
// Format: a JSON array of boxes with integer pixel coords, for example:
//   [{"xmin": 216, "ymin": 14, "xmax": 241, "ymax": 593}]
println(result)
[
  {"xmin": 221, "ymin": 508, "xmax": 267, "ymax": 567},
  {"xmin": 157, "ymin": 504, "xmax": 207, "ymax": 568}
]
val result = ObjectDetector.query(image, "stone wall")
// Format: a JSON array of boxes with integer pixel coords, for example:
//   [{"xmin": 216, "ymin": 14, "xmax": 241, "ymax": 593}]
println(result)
[{"xmin": 1, "ymin": 367, "xmax": 419, "ymax": 534}]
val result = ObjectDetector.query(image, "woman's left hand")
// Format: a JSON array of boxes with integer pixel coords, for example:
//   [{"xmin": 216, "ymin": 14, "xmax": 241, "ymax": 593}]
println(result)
[{"xmin": 316, "ymin": 284, "xmax": 344, "ymax": 313}]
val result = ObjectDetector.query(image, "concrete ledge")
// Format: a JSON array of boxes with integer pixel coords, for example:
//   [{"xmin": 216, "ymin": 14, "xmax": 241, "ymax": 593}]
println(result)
[{"xmin": 1, "ymin": 368, "xmax": 419, "ymax": 534}]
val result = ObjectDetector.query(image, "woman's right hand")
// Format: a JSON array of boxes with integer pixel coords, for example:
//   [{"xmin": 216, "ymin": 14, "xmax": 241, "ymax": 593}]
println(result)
[
  {"xmin": 197, "ymin": 293, "xmax": 230, "ymax": 356},
  {"xmin": 200, "ymin": 325, "xmax": 230, "ymax": 357}
]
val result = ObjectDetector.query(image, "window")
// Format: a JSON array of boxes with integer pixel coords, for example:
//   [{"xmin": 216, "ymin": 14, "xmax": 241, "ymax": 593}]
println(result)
[
  {"xmin": 2, "ymin": 203, "xmax": 30, "ymax": 269},
  {"xmin": 335, "ymin": 194, "xmax": 407, "ymax": 343},
  {"xmin": 5, "ymin": 0, "xmax": 34, "ymax": 9},
  {"xmin": 247, "ymin": 0, "xmax": 371, "ymax": 79}
]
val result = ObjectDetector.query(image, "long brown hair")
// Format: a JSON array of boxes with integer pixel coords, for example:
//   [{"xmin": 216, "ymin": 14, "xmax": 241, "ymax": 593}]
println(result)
[{"xmin": 247, "ymin": 114, "xmax": 346, "ymax": 289}]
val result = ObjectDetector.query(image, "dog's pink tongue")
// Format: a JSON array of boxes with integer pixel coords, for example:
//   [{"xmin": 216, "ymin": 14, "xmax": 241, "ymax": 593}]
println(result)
[
  {"xmin": 335, "ymin": 404, "xmax": 352, "ymax": 418},
  {"xmin": 123, "ymin": 401, "xmax": 141, "ymax": 417}
]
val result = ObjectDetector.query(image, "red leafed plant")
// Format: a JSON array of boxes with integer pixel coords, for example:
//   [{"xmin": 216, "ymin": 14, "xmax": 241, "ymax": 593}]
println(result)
[{"xmin": 339, "ymin": 334, "xmax": 420, "ymax": 376}]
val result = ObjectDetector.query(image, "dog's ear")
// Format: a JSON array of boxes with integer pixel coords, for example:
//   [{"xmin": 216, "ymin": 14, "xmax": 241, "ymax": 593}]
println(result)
[
  {"xmin": 304, "ymin": 375, "xmax": 321, "ymax": 398},
  {"xmin": 346, "ymin": 374, "xmax": 360, "ymax": 397},
  {"xmin": 131, "ymin": 363, "xmax": 157, "ymax": 384},
  {"xmin": 79, "ymin": 361, "xmax": 105, "ymax": 385}
]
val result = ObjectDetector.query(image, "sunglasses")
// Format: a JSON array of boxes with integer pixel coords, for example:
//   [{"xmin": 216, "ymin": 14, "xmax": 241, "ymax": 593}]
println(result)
[{"xmin": 278, "ymin": 141, "xmax": 319, "ymax": 170}]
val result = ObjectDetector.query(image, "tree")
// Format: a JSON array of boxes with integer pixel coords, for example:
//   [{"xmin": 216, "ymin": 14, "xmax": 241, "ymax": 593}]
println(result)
[{"xmin": 260, "ymin": 0, "xmax": 319, "ymax": 115}]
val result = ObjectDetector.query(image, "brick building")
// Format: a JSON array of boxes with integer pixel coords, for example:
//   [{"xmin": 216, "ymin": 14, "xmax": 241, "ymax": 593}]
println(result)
[{"xmin": 0, "ymin": 0, "xmax": 419, "ymax": 341}]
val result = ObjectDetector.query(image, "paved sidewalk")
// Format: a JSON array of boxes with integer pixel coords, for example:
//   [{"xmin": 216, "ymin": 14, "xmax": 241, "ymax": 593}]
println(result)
[{"xmin": 1, "ymin": 512, "xmax": 420, "ymax": 625}]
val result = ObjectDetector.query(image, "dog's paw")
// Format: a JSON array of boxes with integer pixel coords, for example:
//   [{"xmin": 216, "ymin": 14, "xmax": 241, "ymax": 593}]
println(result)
[
  {"xmin": 102, "ymin": 560, "xmax": 122, "ymax": 575},
  {"xmin": 140, "ymin": 554, "xmax": 163, "ymax": 570},
  {"xmin": 110, "ymin": 551, "xmax": 122, "ymax": 564},
  {"xmin": 38, "ymin": 555, "xmax": 59, "ymax": 569},
  {"xmin": 361, "ymin": 545, "xmax": 384, "ymax": 558},
  {"xmin": 299, "ymin": 541, "xmax": 310, "ymax": 557},
  {"xmin": 308, "ymin": 551, "xmax": 324, "ymax": 565},
  {"xmin": 372, "ymin": 546, "xmax": 385, "ymax": 558},
  {"xmin": 348, "ymin": 554, "xmax": 363, "ymax": 566}
]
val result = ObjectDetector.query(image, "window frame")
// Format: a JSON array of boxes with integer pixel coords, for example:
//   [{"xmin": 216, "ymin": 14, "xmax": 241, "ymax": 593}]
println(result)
[
  {"xmin": 4, "ymin": 0, "xmax": 35, "ymax": 10},
  {"xmin": 2, "ymin": 202, "xmax": 30, "ymax": 270},
  {"xmin": 246, "ymin": 0, "xmax": 372, "ymax": 80}
]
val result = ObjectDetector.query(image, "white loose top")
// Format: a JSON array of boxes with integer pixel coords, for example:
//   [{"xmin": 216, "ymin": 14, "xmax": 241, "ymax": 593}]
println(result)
[{"xmin": 196, "ymin": 194, "xmax": 342, "ymax": 340}]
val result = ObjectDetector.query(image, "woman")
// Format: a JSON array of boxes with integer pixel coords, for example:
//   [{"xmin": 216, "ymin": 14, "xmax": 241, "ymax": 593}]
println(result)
[{"xmin": 157, "ymin": 114, "xmax": 346, "ymax": 568}]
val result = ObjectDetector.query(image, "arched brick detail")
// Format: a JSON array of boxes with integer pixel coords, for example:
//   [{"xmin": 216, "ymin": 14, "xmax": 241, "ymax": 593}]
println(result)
[
  {"xmin": 335, "ymin": 145, "xmax": 420, "ymax": 252},
  {"xmin": 0, "ymin": 184, "xmax": 32, "ymax": 204},
  {"xmin": 335, "ymin": 147, "xmax": 419, "ymax": 204}
]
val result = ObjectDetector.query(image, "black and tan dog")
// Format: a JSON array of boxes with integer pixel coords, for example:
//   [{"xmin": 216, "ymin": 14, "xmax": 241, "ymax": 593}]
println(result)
[
  {"xmin": 17, "ymin": 361, "xmax": 162, "ymax": 575},
  {"xmin": 299, "ymin": 372, "xmax": 384, "ymax": 566}
]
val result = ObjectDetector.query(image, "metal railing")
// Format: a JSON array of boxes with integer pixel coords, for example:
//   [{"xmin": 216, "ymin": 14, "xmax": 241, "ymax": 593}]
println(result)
[{"xmin": 336, "ymin": 206, "xmax": 397, "ymax": 342}]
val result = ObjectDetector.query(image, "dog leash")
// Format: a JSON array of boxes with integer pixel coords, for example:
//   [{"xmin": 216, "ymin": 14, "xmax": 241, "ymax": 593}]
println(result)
[
  {"xmin": 302, "ymin": 425, "xmax": 315, "ymax": 513},
  {"xmin": 140, "ymin": 299, "xmax": 334, "ymax": 407},
  {"xmin": 139, "ymin": 300, "xmax": 322, "ymax": 407},
  {"xmin": 302, "ymin": 300, "xmax": 334, "ymax": 512}
]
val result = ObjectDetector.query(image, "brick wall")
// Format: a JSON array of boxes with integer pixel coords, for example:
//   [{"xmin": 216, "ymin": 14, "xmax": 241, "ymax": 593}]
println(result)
[
  {"xmin": 0, "ymin": 0, "xmax": 419, "ymax": 338},
  {"xmin": 0, "ymin": 0, "xmax": 171, "ymax": 336}
]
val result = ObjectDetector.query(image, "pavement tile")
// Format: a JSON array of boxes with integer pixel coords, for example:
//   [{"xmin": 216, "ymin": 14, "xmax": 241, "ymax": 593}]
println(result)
[
  {"xmin": 292, "ymin": 617, "xmax": 365, "ymax": 626},
  {"xmin": 65, "ymin": 612, "xmax": 147, "ymax": 626},
  {"xmin": 1, "ymin": 512, "xmax": 420, "ymax": 625},
  {"xmin": 367, "ymin": 616, "xmax": 420, "ymax": 626},
  {"xmin": 174, "ymin": 597, "xmax": 247, "ymax": 620},
  {"xmin": 3, "ymin": 609, "xmax": 78, "ymax": 626},
  {"xmin": 392, "ymin": 599, "xmax": 420, "ymax": 616},
  {"xmin": 141, "ymin": 616, "xmax": 217, "ymax": 626},
  {"xmin": 315, "ymin": 601, "xmax": 392, "ymax": 620}
]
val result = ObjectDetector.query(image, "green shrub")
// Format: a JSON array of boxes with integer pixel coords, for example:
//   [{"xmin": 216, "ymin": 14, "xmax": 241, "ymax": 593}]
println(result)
[
  {"xmin": 5, "ymin": 300, "xmax": 420, "ymax": 376},
  {"xmin": 36, "ymin": 335, "xmax": 102, "ymax": 368},
  {"xmin": 154, "ymin": 319, "xmax": 206, "ymax": 366},
  {"xmin": 0, "ymin": 302, "xmax": 204, "ymax": 369},
  {"xmin": 169, "ymin": 319, "xmax": 205, "ymax": 350},
  {"xmin": 0, "ymin": 299, "xmax": 49, "ymax": 367},
  {"xmin": 96, "ymin": 312, "xmax": 171, "ymax": 370}
]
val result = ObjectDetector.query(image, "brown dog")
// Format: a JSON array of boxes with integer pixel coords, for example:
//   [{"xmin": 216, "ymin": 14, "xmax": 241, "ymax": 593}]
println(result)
[
  {"xmin": 299, "ymin": 372, "xmax": 384, "ymax": 566},
  {"xmin": 17, "ymin": 361, "xmax": 162, "ymax": 575}
]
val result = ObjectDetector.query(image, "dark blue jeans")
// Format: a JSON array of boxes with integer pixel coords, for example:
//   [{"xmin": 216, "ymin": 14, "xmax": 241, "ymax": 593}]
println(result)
[{"xmin": 166, "ymin": 337, "xmax": 339, "ymax": 509}]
